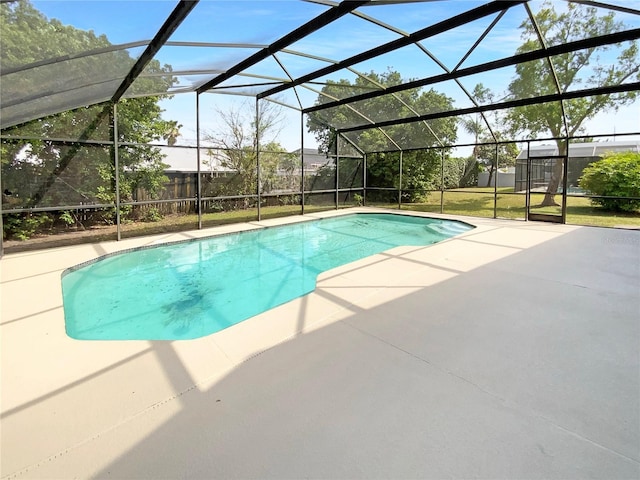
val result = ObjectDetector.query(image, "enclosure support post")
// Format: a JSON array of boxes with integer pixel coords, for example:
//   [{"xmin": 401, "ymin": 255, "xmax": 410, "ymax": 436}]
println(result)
[
  {"xmin": 113, "ymin": 102, "xmax": 121, "ymax": 241},
  {"xmin": 525, "ymin": 141, "xmax": 531, "ymax": 220},
  {"xmin": 493, "ymin": 143, "xmax": 498, "ymax": 219},
  {"xmin": 363, "ymin": 153, "xmax": 367, "ymax": 207},
  {"xmin": 335, "ymin": 132, "xmax": 340, "ymax": 210},
  {"xmin": 0, "ymin": 152, "xmax": 4, "ymax": 257},
  {"xmin": 256, "ymin": 99, "xmax": 261, "ymax": 222},
  {"xmin": 561, "ymin": 136, "xmax": 569, "ymax": 224},
  {"xmin": 440, "ymin": 149, "xmax": 445, "ymax": 214},
  {"xmin": 196, "ymin": 93, "xmax": 202, "ymax": 229},
  {"xmin": 300, "ymin": 112, "xmax": 305, "ymax": 215},
  {"xmin": 398, "ymin": 150, "xmax": 403, "ymax": 210}
]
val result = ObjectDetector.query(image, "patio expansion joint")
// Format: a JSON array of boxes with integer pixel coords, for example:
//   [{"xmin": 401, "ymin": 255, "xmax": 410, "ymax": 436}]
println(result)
[
  {"xmin": 338, "ymin": 318, "xmax": 640, "ymax": 468},
  {"xmin": 529, "ymin": 413, "xmax": 640, "ymax": 466},
  {"xmin": 0, "ymin": 368, "xmax": 234, "ymax": 480},
  {"xmin": 228, "ymin": 299, "xmax": 369, "ymax": 367},
  {"xmin": 340, "ymin": 317, "xmax": 512, "ymax": 403},
  {"xmin": 471, "ymin": 259, "xmax": 636, "ymax": 298}
]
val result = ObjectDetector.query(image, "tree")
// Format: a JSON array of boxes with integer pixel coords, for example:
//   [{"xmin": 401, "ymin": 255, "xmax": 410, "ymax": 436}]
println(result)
[
  {"xmin": 505, "ymin": 1, "xmax": 639, "ymax": 205},
  {"xmin": 163, "ymin": 121, "xmax": 183, "ymax": 147},
  {"xmin": 307, "ymin": 70, "xmax": 457, "ymax": 201},
  {"xmin": 474, "ymin": 139, "xmax": 519, "ymax": 188},
  {"xmin": 203, "ymin": 99, "xmax": 294, "ymax": 206},
  {"xmin": 442, "ymin": 156, "xmax": 478, "ymax": 189},
  {"xmin": 461, "ymin": 84, "xmax": 519, "ymax": 188},
  {"xmin": 1, "ymin": 0, "xmax": 179, "ymax": 232}
]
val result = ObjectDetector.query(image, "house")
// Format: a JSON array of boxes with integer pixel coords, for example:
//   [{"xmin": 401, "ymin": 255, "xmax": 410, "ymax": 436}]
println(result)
[
  {"xmin": 289, "ymin": 148, "xmax": 333, "ymax": 172},
  {"xmin": 158, "ymin": 146, "xmax": 234, "ymax": 178},
  {"xmin": 140, "ymin": 146, "xmax": 235, "ymax": 201},
  {"xmin": 153, "ymin": 146, "xmax": 331, "ymax": 200}
]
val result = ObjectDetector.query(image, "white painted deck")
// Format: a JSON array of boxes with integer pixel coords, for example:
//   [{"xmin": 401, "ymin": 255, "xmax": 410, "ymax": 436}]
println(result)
[{"xmin": 1, "ymin": 208, "xmax": 639, "ymax": 479}]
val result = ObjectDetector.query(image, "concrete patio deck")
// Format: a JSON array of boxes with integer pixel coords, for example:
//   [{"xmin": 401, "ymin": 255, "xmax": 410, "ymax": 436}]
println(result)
[{"xmin": 1, "ymin": 208, "xmax": 639, "ymax": 479}]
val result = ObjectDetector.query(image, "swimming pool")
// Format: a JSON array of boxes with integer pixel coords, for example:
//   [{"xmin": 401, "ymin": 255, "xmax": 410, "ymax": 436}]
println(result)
[{"xmin": 62, "ymin": 213, "xmax": 473, "ymax": 340}]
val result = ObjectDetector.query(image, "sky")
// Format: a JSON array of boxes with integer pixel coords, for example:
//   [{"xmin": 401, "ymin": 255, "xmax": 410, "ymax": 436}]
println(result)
[{"xmin": 29, "ymin": 0, "xmax": 640, "ymax": 153}]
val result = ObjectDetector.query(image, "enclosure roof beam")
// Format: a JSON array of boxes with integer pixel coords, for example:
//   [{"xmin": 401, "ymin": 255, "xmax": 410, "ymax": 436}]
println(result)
[
  {"xmin": 569, "ymin": 0, "xmax": 640, "ymax": 16},
  {"xmin": 111, "ymin": 0, "xmax": 199, "ymax": 103},
  {"xmin": 304, "ymin": 27, "xmax": 640, "ymax": 114},
  {"xmin": 258, "ymin": 0, "xmax": 525, "ymax": 100},
  {"xmin": 337, "ymin": 81, "xmax": 640, "ymax": 134},
  {"xmin": 196, "ymin": 1, "xmax": 370, "ymax": 94}
]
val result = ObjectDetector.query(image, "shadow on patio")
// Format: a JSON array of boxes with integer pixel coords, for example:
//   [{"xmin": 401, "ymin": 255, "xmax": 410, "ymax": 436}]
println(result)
[{"xmin": 2, "ymin": 221, "xmax": 639, "ymax": 479}]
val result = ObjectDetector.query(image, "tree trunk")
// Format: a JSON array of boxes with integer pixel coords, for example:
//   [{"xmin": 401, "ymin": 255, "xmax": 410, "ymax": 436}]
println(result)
[
  {"xmin": 540, "ymin": 141, "xmax": 566, "ymax": 207},
  {"xmin": 486, "ymin": 164, "xmax": 495, "ymax": 188}
]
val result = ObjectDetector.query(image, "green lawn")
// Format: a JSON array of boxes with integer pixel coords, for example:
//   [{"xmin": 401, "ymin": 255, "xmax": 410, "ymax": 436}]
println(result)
[
  {"xmin": 391, "ymin": 188, "xmax": 640, "ymax": 228},
  {"xmin": 5, "ymin": 189, "xmax": 638, "ymax": 253},
  {"xmin": 46, "ymin": 190, "xmax": 640, "ymax": 235},
  {"xmin": 119, "ymin": 203, "xmax": 335, "ymax": 239}
]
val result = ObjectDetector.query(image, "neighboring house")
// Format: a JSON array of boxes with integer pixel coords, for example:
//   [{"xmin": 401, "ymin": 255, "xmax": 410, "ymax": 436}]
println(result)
[
  {"xmin": 152, "ymin": 146, "xmax": 331, "ymax": 200},
  {"xmin": 160, "ymin": 146, "xmax": 330, "ymax": 177},
  {"xmin": 289, "ymin": 148, "xmax": 333, "ymax": 172},
  {"xmin": 139, "ymin": 146, "xmax": 234, "ymax": 201},
  {"xmin": 158, "ymin": 146, "xmax": 234, "ymax": 178},
  {"xmin": 514, "ymin": 140, "xmax": 640, "ymax": 192}
]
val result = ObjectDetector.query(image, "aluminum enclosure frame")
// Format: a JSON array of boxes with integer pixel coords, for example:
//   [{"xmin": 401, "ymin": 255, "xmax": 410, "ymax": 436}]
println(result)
[{"xmin": 1, "ymin": 0, "xmax": 640, "ymax": 257}]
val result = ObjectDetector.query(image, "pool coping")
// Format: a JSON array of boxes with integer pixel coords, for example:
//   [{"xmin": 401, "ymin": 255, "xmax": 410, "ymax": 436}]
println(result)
[{"xmin": 60, "ymin": 211, "xmax": 476, "ymax": 276}]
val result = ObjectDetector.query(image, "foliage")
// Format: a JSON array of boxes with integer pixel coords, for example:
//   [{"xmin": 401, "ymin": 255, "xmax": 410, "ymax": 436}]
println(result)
[
  {"xmin": 202, "ymin": 100, "xmax": 296, "ymax": 203},
  {"xmin": 476, "ymin": 142, "xmax": 519, "ymax": 187},
  {"xmin": 306, "ymin": 70, "xmax": 457, "ymax": 201},
  {"xmin": 504, "ymin": 1, "xmax": 639, "ymax": 205},
  {"xmin": 1, "ymin": 0, "xmax": 178, "ymax": 239},
  {"xmin": 308, "ymin": 70, "xmax": 456, "ymax": 153},
  {"xmin": 141, "ymin": 206, "xmax": 164, "ymax": 223},
  {"xmin": 443, "ymin": 157, "xmax": 479, "ymax": 189},
  {"xmin": 2, "ymin": 213, "xmax": 52, "ymax": 241},
  {"xmin": 305, "ymin": 156, "xmax": 363, "ymax": 193},
  {"xmin": 5, "ymin": 193, "xmax": 638, "ymax": 253},
  {"xmin": 461, "ymin": 84, "xmax": 519, "ymax": 187},
  {"xmin": 578, "ymin": 152, "xmax": 640, "ymax": 212},
  {"xmin": 507, "ymin": 2, "xmax": 638, "ymax": 139},
  {"xmin": 364, "ymin": 149, "xmax": 443, "ymax": 202},
  {"xmin": 306, "ymin": 162, "xmax": 335, "ymax": 191}
]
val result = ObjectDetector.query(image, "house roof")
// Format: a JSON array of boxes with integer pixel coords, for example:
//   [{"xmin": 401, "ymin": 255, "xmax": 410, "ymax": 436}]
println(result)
[
  {"xmin": 516, "ymin": 140, "xmax": 640, "ymax": 160},
  {"xmin": 160, "ymin": 146, "xmax": 331, "ymax": 173},
  {"xmin": 290, "ymin": 148, "xmax": 332, "ymax": 167},
  {"xmin": 158, "ymin": 146, "xmax": 234, "ymax": 173}
]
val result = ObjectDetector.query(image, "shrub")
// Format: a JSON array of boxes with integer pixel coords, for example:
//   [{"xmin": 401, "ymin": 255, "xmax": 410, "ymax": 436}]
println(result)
[
  {"xmin": 579, "ymin": 152, "xmax": 640, "ymax": 212},
  {"xmin": 141, "ymin": 206, "xmax": 163, "ymax": 222},
  {"xmin": 3, "ymin": 213, "xmax": 53, "ymax": 240},
  {"xmin": 439, "ymin": 157, "xmax": 479, "ymax": 189}
]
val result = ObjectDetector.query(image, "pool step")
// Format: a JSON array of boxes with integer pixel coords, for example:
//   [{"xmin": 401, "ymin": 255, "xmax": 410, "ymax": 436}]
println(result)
[{"xmin": 424, "ymin": 222, "xmax": 470, "ymax": 236}]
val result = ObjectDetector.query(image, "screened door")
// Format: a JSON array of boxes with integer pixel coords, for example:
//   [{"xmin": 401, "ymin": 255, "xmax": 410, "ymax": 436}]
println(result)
[{"xmin": 526, "ymin": 155, "xmax": 567, "ymax": 223}]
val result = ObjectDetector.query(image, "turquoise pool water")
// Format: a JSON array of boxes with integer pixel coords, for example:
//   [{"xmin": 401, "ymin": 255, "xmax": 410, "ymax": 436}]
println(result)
[{"xmin": 62, "ymin": 213, "xmax": 473, "ymax": 340}]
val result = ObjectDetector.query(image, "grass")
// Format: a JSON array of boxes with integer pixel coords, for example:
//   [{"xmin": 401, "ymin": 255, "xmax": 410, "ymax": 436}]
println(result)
[
  {"xmin": 119, "ymin": 203, "xmax": 336, "ymax": 238},
  {"xmin": 4, "ymin": 189, "xmax": 638, "ymax": 253},
  {"xmin": 392, "ymin": 188, "xmax": 640, "ymax": 228},
  {"xmin": 2, "ymin": 204, "xmax": 345, "ymax": 252}
]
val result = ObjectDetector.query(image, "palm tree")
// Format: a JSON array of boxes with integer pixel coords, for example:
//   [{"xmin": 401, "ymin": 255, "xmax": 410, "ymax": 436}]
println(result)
[{"xmin": 163, "ymin": 121, "xmax": 182, "ymax": 146}]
